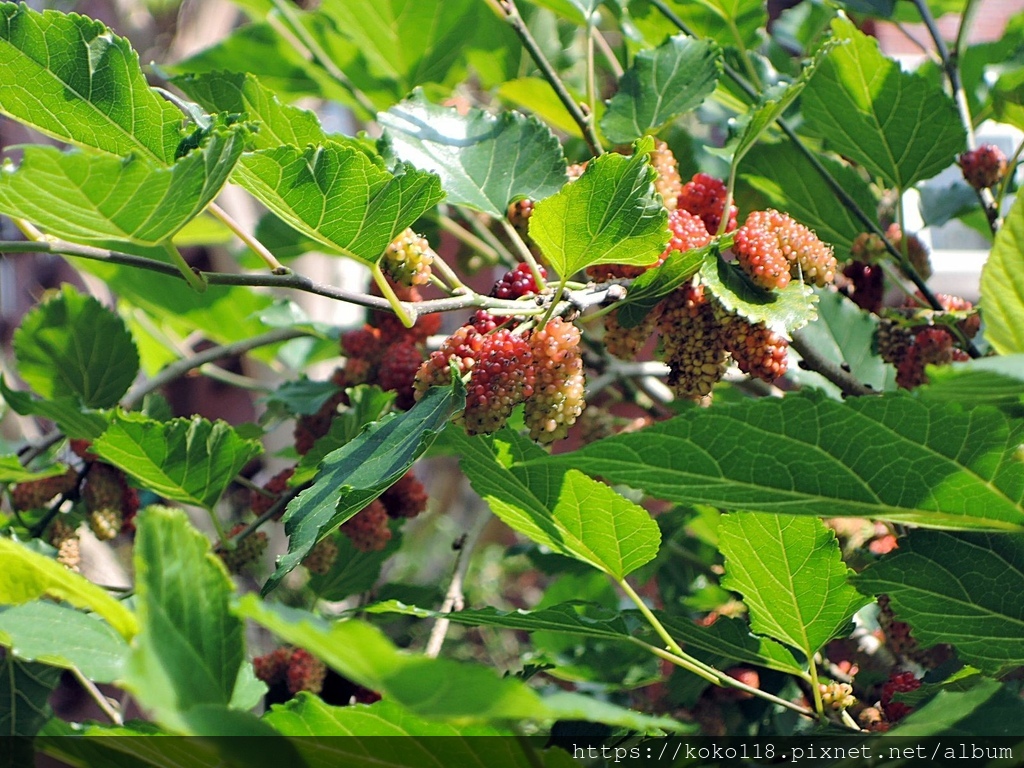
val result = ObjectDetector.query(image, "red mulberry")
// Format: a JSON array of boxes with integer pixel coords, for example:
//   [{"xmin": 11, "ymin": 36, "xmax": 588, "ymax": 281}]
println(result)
[
  {"xmin": 718, "ymin": 309, "xmax": 788, "ymax": 382},
  {"xmin": 342, "ymin": 499, "xmax": 391, "ymax": 552},
  {"xmin": 381, "ymin": 471, "xmax": 429, "ymax": 520},
  {"xmin": 677, "ymin": 173, "xmax": 737, "ymax": 234},
  {"xmin": 525, "ymin": 318, "xmax": 585, "ymax": 444},
  {"xmin": 378, "ymin": 342, "xmax": 424, "ymax": 410},
  {"xmin": 492, "ymin": 262, "xmax": 545, "ymax": 299},
  {"xmin": 959, "ymin": 144, "xmax": 1007, "ymax": 190}
]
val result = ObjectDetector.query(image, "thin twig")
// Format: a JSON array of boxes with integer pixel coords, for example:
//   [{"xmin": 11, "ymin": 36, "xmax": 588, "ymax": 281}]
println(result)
[
  {"xmin": 70, "ymin": 667, "xmax": 123, "ymax": 726},
  {"xmin": 497, "ymin": 0, "xmax": 604, "ymax": 156},
  {"xmin": 591, "ymin": 25, "xmax": 624, "ymax": 79},
  {"xmin": 499, "ymin": 218, "xmax": 548, "ymax": 289},
  {"xmin": 425, "ymin": 512, "xmax": 491, "ymax": 659},
  {"xmin": 208, "ymin": 203, "xmax": 286, "ymax": 273},
  {"xmin": 790, "ymin": 329, "xmax": 877, "ymax": 398},
  {"xmin": 437, "ymin": 214, "xmax": 502, "ymax": 265},
  {"xmin": 231, "ymin": 487, "xmax": 304, "ymax": 543}
]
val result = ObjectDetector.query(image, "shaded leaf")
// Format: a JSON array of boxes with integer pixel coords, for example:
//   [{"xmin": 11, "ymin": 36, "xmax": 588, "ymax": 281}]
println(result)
[
  {"xmin": 616, "ymin": 244, "xmax": 709, "ymax": 328},
  {"xmin": 855, "ymin": 530, "xmax": 1024, "ymax": 677},
  {"xmin": 93, "ymin": 412, "xmax": 262, "ymax": 510},
  {"xmin": 124, "ymin": 506, "xmax": 243, "ymax": 732},
  {"xmin": 308, "ymin": 530, "xmax": 401, "ymax": 602},
  {"xmin": 802, "ymin": 18, "xmax": 966, "ymax": 188},
  {"xmin": 0, "ymin": 657, "xmax": 60, "ymax": 737},
  {"xmin": 530, "ymin": 137, "xmax": 668, "ymax": 277},
  {"xmin": 890, "ymin": 677, "xmax": 1024, "ymax": 737},
  {"xmin": 0, "ymin": 538, "xmax": 137, "ymax": 639},
  {"xmin": 919, "ymin": 356, "xmax": 1024, "ymax": 414},
  {"xmin": 719, "ymin": 513, "xmax": 868, "ymax": 656},
  {"xmin": 454, "ymin": 429, "xmax": 660, "ymax": 580},
  {"xmin": 265, "ymin": 378, "xmax": 465, "ymax": 595},
  {"xmin": 0, "ymin": 379, "xmax": 110, "ymax": 440},
  {"xmin": 0, "ymin": 2, "xmax": 182, "ymax": 163},
  {"xmin": 233, "ymin": 142, "xmax": 444, "ymax": 264},
  {"xmin": 601, "ymin": 36, "xmax": 722, "ymax": 144},
  {"xmin": 0, "ymin": 602, "xmax": 128, "ymax": 683},
  {"xmin": 537, "ymin": 394, "xmax": 1024, "ymax": 530},
  {"xmin": 380, "ymin": 91, "xmax": 567, "ymax": 217},
  {"xmin": 980, "ymin": 194, "xmax": 1024, "ymax": 355},
  {"xmin": 13, "ymin": 285, "xmax": 138, "ymax": 408},
  {"xmin": 0, "ymin": 125, "xmax": 245, "ymax": 253}
]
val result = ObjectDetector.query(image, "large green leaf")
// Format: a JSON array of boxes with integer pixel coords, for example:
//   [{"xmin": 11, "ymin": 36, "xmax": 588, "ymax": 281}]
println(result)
[
  {"xmin": 719, "ymin": 513, "xmax": 868, "ymax": 657},
  {"xmin": 233, "ymin": 142, "xmax": 444, "ymax": 264},
  {"xmin": 0, "ymin": 125, "xmax": 244, "ymax": 253},
  {"xmin": 0, "ymin": 2, "xmax": 182, "ymax": 163},
  {"xmin": 700, "ymin": 247, "xmax": 818, "ymax": 333},
  {"xmin": 265, "ymin": 379, "xmax": 465, "ymax": 594},
  {"xmin": 529, "ymin": 137, "xmax": 668, "ymax": 278},
  {"xmin": 980, "ymin": 194, "xmax": 1024, "ymax": 355},
  {"xmin": 890, "ymin": 677, "xmax": 1024, "ymax": 737},
  {"xmin": 919, "ymin": 356, "xmax": 1024, "ymax": 414},
  {"xmin": 0, "ymin": 539, "xmax": 137, "ymax": 639},
  {"xmin": 855, "ymin": 531, "xmax": 1024, "ymax": 677},
  {"xmin": 172, "ymin": 72, "xmax": 328, "ymax": 150},
  {"xmin": 12, "ymin": 285, "xmax": 138, "ymax": 408},
  {"xmin": 238, "ymin": 597, "xmax": 684, "ymax": 732},
  {"xmin": 0, "ymin": 657, "xmax": 60, "ymax": 738},
  {"xmin": 0, "ymin": 602, "xmax": 128, "ymax": 683},
  {"xmin": 601, "ymin": 36, "xmax": 722, "ymax": 144},
  {"xmin": 93, "ymin": 412, "xmax": 262, "ymax": 510},
  {"xmin": 802, "ymin": 18, "xmax": 966, "ymax": 189},
  {"xmin": 791, "ymin": 290, "xmax": 895, "ymax": 396},
  {"xmin": 0, "ymin": 379, "xmax": 110, "ymax": 440},
  {"xmin": 379, "ymin": 92, "xmax": 567, "ymax": 217},
  {"xmin": 125, "ymin": 506, "xmax": 243, "ymax": 732},
  {"xmin": 0, "ymin": 457, "xmax": 68, "ymax": 485},
  {"xmin": 538, "ymin": 394, "xmax": 1024, "ymax": 530},
  {"xmin": 741, "ymin": 139, "xmax": 878, "ymax": 254},
  {"xmin": 454, "ymin": 429, "xmax": 660, "ymax": 580}
]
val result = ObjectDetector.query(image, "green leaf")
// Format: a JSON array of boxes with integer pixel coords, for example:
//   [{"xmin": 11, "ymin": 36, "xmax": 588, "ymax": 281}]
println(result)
[
  {"xmin": 0, "ymin": 125, "xmax": 245, "ymax": 253},
  {"xmin": 264, "ymin": 378, "xmax": 465, "ymax": 595},
  {"xmin": 700, "ymin": 247, "xmax": 818, "ymax": 333},
  {"xmin": 0, "ymin": 379, "xmax": 108, "ymax": 440},
  {"xmin": 601, "ymin": 36, "xmax": 722, "ymax": 144},
  {"xmin": 0, "ymin": 538, "xmax": 137, "ymax": 639},
  {"xmin": 719, "ymin": 513, "xmax": 868, "ymax": 656},
  {"xmin": 12, "ymin": 285, "xmax": 138, "ymax": 408},
  {"xmin": 238, "ymin": 596, "xmax": 684, "ymax": 732},
  {"xmin": 538, "ymin": 394, "xmax": 1024, "ymax": 530},
  {"xmin": 0, "ymin": 2, "xmax": 182, "ymax": 163},
  {"xmin": 919, "ymin": 356, "xmax": 1024, "ymax": 414},
  {"xmin": 497, "ymin": 78, "xmax": 587, "ymax": 140},
  {"xmin": 0, "ymin": 602, "xmax": 128, "ymax": 683},
  {"xmin": 791, "ymin": 290, "xmax": 895, "ymax": 396},
  {"xmin": 308, "ymin": 530, "xmax": 401, "ymax": 601},
  {"xmin": 0, "ymin": 457, "xmax": 68, "ymax": 485},
  {"xmin": 855, "ymin": 530, "xmax": 1024, "ymax": 676},
  {"xmin": 890, "ymin": 677, "xmax": 1024, "ymax": 737},
  {"xmin": 454, "ymin": 429, "xmax": 661, "ymax": 580},
  {"xmin": 125, "ymin": 506, "xmax": 243, "ymax": 731},
  {"xmin": 172, "ymin": 72, "xmax": 328, "ymax": 150},
  {"xmin": 0, "ymin": 657, "xmax": 60, "ymax": 737},
  {"xmin": 628, "ymin": 0, "xmax": 766, "ymax": 52},
  {"xmin": 529, "ymin": 137, "xmax": 668, "ymax": 277},
  {"xmin": 992, "ymin": 68, "xmax": 1024, "ymax": 132},
  {"xmin": 233, "ymin": 142, "xmax": 444, "ymax": 264},
  {"xmin": 380, "ymin": 91, "xmax": 567, "ymax": 217},
  {"xmin": 616, "ymin": 244, "xmax": 709, "ymax": 328},
  {"xmin": 265, "ymin": 694, "xmax": 509, "ymax": 737},
  {"xmin": 530, "ymin": 0, "xmax": 601, "ymax": 25},
  {"xmin": 802, "ymin": 18, "xmax": 966, "ymax": 188},
  {"xmin": 741, "ymin": 139, "xmax": 878, "ymax": 254},
  {"xmin": 655, "ymin": 614, "xmax": 804, "ymax": 675},
  {"xmin": 980, "ymin": 194, "xmax": 1024, "ymax": 355},
  {"xmin": 93, "ymin": 412, "xmax": 262, "ymax": 510}
]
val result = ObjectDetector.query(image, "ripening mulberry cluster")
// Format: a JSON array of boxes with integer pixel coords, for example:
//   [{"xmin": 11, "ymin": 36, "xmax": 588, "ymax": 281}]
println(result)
[
  {"xmin": 733, "ymin": 209, "xmax": 836, "ymax": 289},
  {"xmin": 251, "ymin": 467, "xmax": 295, "ymax": 519},
  {"xmin": 381, "ymin": 227, "xmax": 435, "ymax": 287},
  {"xmin": 677, "ymin": 172, "xmax": 737, "ymax": 234},
  {"xmin": 338, "ymin": 470, "xmax": 430, "ymax": 553},
  {"xmin": 9, "ymin": 468, "xmax": 78, "ymax": 511},
  {"xmin": 526, "ymin": 318, "xmax": 585, "ymax": 444},
  {"xmin": 253, "ymin": 646, "xmax": 327, "ymax": 697},
  {"xmin": 876, "ymin": 294, "xmax": 977, "ymax": 389},
  {"xmin": 215, "ymin": 523, "xmax": 268, "ymax": 574},
  {"xmin": 879, "ymin": 671, "xmax": 921, "ymax": 723},
  {"xmin": 492, "ymin": 262, "xmax": 545, "ymax": 300},
  {"xmin": 82, "ymin": 463, "xmax": 138, "ymax": 541},
  {"xmin": 651, "ymin": 140, "xmax": 682, "ymax": 211},
  {"xmin": 659, "ymin": 285, "xmax": 730, "ymax": 399},
  {"xmin": 959, "ymin": 144, "xmax": 1007, "ymax": 190}
]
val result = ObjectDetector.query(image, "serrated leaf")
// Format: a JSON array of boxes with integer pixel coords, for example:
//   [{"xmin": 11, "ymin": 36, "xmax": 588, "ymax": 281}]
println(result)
[
  {"xmin": 601, "ymin": 36, "xmax": 722, "ymax": 144},
  {"xmin": 616, "ymin": 244, "xmax": 709, "ymax": 328},
  {"xmin": 530, "ymin": 137, "xmax": 668, "ymax": 277},
  {"xmin": 0, "ymin": 657, "xmax": 60, "ymax": 738},
  {"xmin": 93, "ymin": 412, "xmax": 262, "ymax": 510},
  {"xmin": 855, "ymin": 530, "xmax": 1024, "ymax": 676},
  {"xmin": 919, "ymin": 356, "xmax": 1024, "ymax": 414},
  {"xmin": 233, "ymin": 142, "xmax": 444, "ymax": 264},
  {"xmin": 0, "ymin": 457, "xmax": 67, "ymax": 485},
  {"xmin": 125, "ymin": 506, "xmax": 243, "ymax": 732},
  {"xmin": 0, "ymin": 602, "xmax": 128, "ymax": 683},
  {"xmin": 802, "ymin": 18, "xmax": 966, "ymax": 189},
  {"xmin": 0, "ymin": 379, "xmax": 110, "ymax": 440},
  {"xmin": 981, "ymin": 194, "xmax": 1024, "ymax": 355},
  {"xmin": 792, "ymin": 290, "xmax": 896, "ymax": 396},
  {"xmin": 264, "ymin": 379, "xmax": 465, "ymax": 595},
  {"xmin": 537, "ymin": 394, "xmax": 1024, "ymax": 530},
  {"xmin": 238, "ymin": 596, "xmax": 684, "ymax": 732},
  {"xmin": 0, "ymin": 125, "xmax": 244, "ymax": 253},
  {"xmin": 171, "ymin": 72, "xmax": 327, "ymax": 150},
  {"xmin": 454, "ymin": 429, "xmax": 660, "ymax": 580},
  {"xmin": 12, "ymin": 285, "xmax": 138, "ymax": 408},
  {"xmin": 719, "ymin": 513, "xmax": 868, "ymax": 656},
  {"xmin": 380, "ymin": 91, "xmax": 567, "ymax": 217},
  {"xmin": 700, "ymin": 248, "xmax": 818, "ymax": 333},
  {"xmin": 0, "ymin": 2, "xmax": 182, "ymax": 163},
  {"xmin": 0, "ymin": 538, "xmax": 137, "ymax": 639},
  {"xmin": 741, "ymin": 139, "xmax": 878, "ymax": 253}
]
